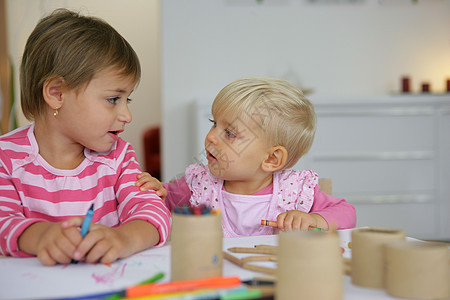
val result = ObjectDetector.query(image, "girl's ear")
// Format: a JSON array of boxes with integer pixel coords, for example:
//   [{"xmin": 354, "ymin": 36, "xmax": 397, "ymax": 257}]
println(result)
[
  {"xmin": 43, "ymin": 77, "xmax": 64, "ymax": 109},
  {"xmin": 261, "ymin": 146, "xmax": 288, "ymax": 172}
]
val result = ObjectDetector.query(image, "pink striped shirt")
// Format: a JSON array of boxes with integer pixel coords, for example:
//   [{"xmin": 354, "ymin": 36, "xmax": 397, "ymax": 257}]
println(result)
[{"xmin": 0, "ymin": 125, "xmax": 171, "ymax": 257}]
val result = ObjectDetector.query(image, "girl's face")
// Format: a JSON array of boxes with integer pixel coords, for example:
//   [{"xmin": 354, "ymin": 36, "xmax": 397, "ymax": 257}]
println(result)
[
  {"xmin": 205, "ymin": 110, "xmax": 271, "ymax": 181},
  {"xmin": 58, "ymin": 67, "xmax": 135, "ymax": 153}
]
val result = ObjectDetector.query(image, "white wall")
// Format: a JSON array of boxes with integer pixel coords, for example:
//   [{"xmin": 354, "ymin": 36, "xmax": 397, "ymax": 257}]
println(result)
[
  {"xmin": 6, "ymin": 0, "xmax": 161, "ymax": 167},
  {"xmin": 6, "ymin": 0, "xmax": 450, "ymax": 183},
  {"xmin": 161, "ymin": 0, "xmax": 450, "ymax": 181}
]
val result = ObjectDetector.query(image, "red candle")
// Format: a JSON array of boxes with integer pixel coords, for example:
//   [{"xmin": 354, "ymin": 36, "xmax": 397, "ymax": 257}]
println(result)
[
  {"xmin": 421, "ymin": 82, "xmax": 430, "ymax": 93},
  {"xmin": 401, "ymin": 76, "xmax": 410, "ymax": 93},
  {"xmin": 446, "ymin": 79, "xmax": 450, "ymax": 92}
]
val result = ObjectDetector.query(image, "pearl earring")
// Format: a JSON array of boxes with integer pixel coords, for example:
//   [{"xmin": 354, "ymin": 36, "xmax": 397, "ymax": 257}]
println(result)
[{"xmin": 53, "ymin": 108, "xmax": 59, "ymax": 118}]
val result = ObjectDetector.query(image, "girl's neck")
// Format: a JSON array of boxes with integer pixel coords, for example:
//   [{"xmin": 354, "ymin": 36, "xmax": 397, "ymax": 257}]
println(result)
[
  {"xmin": 34, "ymin": 121, "xmax": 85, "ymax": 170},
  {"xmin": 223, "ymin": 174, "xmax": 274, "ymax": 195}
]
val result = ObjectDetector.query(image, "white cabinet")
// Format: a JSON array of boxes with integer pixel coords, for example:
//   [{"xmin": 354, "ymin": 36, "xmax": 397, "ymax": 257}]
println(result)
[
  {"xmin": 194, "ymin": 95, "xmax": 450, "ymax": 240},
  {"xmin": 300, "ymin": 95, "xmax": 449, "ymax": 240}
]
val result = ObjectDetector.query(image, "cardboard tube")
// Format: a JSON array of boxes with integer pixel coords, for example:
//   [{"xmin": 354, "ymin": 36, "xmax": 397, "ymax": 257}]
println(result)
[
  {"xmin": 351, "ymin": 227, "xmax": 405, "ymax": 289},
  {"xmin": 385, "ymin": 241, "xmax": 449, "ymax": 299},
  {"xmin": 171, "ymin": 214, "xmax": 223, "ymax": 281},
  {"xmin": 276, "ymin": 231, "xmax": 343, "ymax": 300}
]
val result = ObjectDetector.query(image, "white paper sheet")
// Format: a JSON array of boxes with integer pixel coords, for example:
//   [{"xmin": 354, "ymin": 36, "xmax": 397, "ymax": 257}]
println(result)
[{"xmin": 0, "ymin": 246, "xmax": 171, "ymax": 300}]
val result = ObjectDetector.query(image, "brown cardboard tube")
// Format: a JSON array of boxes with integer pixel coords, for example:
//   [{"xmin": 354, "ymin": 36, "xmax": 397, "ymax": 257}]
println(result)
[
  {"xmin": 384, "ymin": 241, "xmax": 449, "ymax": 299},
  {"xmin": 171, "ymin": 214, "xmax": 223, "ymax": 281},
  {"xmin": 351, "ymin": 227, "xmax": 405, "ymax": 289},
  {"xmin": 276, "ymin": 231, "xmax": 343, "ymax": 300}
]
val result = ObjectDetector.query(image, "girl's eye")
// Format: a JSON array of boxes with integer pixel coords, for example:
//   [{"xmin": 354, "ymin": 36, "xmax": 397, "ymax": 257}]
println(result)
[
  {"xmin": 107, "ymin": 97, "xmax": 132, "ymax": 104},
  {"xmin": 209, "ymin": 118, "xmax": 217, "ymax": 127},
  {"xmin": 225, "ymin": 129, "xmax": 236, "ymax": 138},
  {"xmin": 107, "ymin": 96, "xmax": 120, "ymax": 104}
]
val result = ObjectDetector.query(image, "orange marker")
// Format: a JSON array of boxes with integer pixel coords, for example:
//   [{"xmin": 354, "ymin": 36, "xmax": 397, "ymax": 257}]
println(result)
[
  {"xmin": 260, "ymin": 219, "xmax": 324, "ymax": 231},
  {"xmin": 126, "ymin": 276, "xmax": 241, "ymax": 298}
]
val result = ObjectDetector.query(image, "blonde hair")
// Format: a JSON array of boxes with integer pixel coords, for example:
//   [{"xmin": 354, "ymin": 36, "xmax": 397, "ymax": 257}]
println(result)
[
  {"xmin": 211, "ymin": 77, "xmax": 316, "ymax": 169},
  {"xmin": 20, "ymin": 8, "xmax": 141, "ymax": 121}
]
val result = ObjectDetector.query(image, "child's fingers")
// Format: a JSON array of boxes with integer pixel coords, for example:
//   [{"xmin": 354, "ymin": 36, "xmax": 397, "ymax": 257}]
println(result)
[
  {"xmin": 136, "ymin": 172, "xmax": 152, "ymax": 182},
  {"xmin": 61, "ymin": 217, "xmax": 84, "ymax": 229},
  {"xmin": 57, "ymin": 231, "xmax": 79, "ymax": 252},
  {"xmin": 282, "ymin": 214, "xmax": 295, "ymax": 231},
  {"xmin": 300, "ymin": 221, "xmax": 312, "ymax": 231},
  {"xmin": 84, "ymin": 239, "xmax": 113, "ymax": 264},
  {"xmin": 276, "ymin": 213, "xmax": 287, "ymax": 231},
  {"xmin": 138, "ymin": 182, "xmax": 157, "ymax": 191},
  {"xmin": 291, "ymin": 217, "xmax": 302, "ymax": 230},
  {"xmin": 155, "ymin": 188, "xmax": 167, "ymax": 201},
  {"xmin": 45, "ymin": 245, "xmax": 72, "ymax": 265},
  {"xmin": 37, "ymin": 249, "xmax": 57, "ymax": 266},
  {"xmin": 73, "ymin": 224, "xmax": 108, "ymax": 262},
  {"xmin": 99, "ymin": 245, "xmax": 121, "ymax": 265}
]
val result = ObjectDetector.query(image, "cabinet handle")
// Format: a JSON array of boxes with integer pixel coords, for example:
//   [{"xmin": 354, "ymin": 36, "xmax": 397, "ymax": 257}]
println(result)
[{"xmin": 313, "ymin": 151, "xmax": 433, "ymax": 161}]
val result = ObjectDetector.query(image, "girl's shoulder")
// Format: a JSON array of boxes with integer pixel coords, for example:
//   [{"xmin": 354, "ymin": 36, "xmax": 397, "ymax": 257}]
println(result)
[
  {"xmin": 185, "ymin": 164, "xmax": 220, "ymax": 186},
  {"xmin": 275, "ymin": 169, "xmax": 319, "ymax": 212},
  {"xmin": 0, "ymin": 125, "xmax": 33, "ymax": 145},
  {"xmin": 184, "ymin": 164, "xmax": 222, "ymax": 208},
  {"xmin": 277, "ymin": 169, "xmax": 319, "ymax": 186},
  {"xmin": 0, "ymin": 125, "xmax": 34, "ymax": 171}
]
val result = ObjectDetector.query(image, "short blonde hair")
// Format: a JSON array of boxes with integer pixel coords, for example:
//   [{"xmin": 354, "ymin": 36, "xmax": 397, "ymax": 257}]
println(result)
[
  {"xmin": 211, "ymin": 77, "xmax": 316, "ymax": 169},
  {"xmin": 20, "ymin": 8, "xmax": 141, "ymax": 121}
]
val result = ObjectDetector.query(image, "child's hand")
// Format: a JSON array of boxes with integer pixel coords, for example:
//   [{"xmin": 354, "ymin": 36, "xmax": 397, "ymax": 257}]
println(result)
[
  {"xmin": 136, "ymin": 172, "xmax": 167, "ymax": 201},
  {"xmin": 276, "ymin": 210, "xmax": 328, "ymax": 231},
  {"xmin": 72, "ymin": 220, "xmax": 159, "ymax": 264},
  {"xmin": 34, "ymin": 219, "xmax": 84, "ymax": 265},
  {"xmin": 72, "ymin": 224, "xmax": 127, "ymax": 264}
]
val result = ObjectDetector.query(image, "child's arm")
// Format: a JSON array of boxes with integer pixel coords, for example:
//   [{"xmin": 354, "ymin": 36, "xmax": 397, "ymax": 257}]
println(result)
[
  {"xmin": 276, "ymin": 186, "xmax": 356, "ymax": 231},
  {"xmin": 308, "ymin": 187, "xmax": 356, "ymax": 229},
  {"xmin": 113, "ymin": 146, "xmax": 171, "ymax": 247},
  {"xmin": 69, "ymin": 142, "xmax": 172, "ymax": 264}
]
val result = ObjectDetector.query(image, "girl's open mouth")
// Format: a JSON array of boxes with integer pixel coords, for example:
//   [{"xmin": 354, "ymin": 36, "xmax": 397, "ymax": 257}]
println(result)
[
  {"xmin": 206, "ymin": 149, "xmax": 217, "ymax": 161},
  {"xmin": 109, "ymin": 129, "xmax": 123, "ymax": 135}
]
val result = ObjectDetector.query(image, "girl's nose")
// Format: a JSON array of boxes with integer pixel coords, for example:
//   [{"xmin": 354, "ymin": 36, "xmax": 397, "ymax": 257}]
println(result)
[
  {"xmin": 205, "ymin": 127, "xmax": 218, "ymax": 145},
  {"xmin": 119, "ymin": 104, "xmax": 132, "ymax": 123}
]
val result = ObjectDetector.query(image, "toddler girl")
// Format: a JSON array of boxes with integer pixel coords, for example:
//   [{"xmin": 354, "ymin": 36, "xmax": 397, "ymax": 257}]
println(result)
[{"xmin": 138, "ymin": 77, "xmax": 355, "ymax": 237}]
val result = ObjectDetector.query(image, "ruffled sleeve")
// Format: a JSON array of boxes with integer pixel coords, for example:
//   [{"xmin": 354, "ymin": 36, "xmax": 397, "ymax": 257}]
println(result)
[
  {"xmin": 276, "ymin": 169, "xmax": 319, "ymax": 213},
  {"xmin": 185, "ymin": 164, "xmax": 222, "ymax": 209}
]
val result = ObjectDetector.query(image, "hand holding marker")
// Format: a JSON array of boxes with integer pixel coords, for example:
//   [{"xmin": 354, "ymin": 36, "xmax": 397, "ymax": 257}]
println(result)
[{"xmin": 72, "ymin": 204, "xmax": 94, "ymax": 263}]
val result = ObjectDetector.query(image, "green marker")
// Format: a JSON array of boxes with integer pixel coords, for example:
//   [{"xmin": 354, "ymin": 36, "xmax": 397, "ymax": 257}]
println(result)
[
  {"xmin": 308, "ymin": 226, "xmax": 324, "ymax": 231},
  {"xmin": 221, "ymin": 289, "xmax": 263, "ymax": 300},
  {"xmin": 138, "ymin": 272, "xmax": 165, "ymax": 285},
  {"xmin": 103, "ymin": 272, "xmax": 164, "ymax": 300}
]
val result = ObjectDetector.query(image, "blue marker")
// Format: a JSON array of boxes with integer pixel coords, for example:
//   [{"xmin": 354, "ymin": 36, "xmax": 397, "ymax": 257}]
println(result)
[
  {"xmin": 72, "ymin": 204, "xmax": 94, "ymax": 264},
  {"xmin": 80, "ymin": 204, "xmax": 94, "ymax": 237}
]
